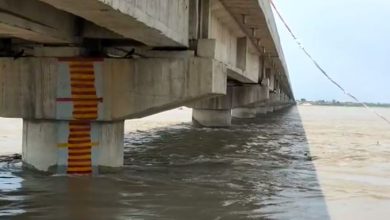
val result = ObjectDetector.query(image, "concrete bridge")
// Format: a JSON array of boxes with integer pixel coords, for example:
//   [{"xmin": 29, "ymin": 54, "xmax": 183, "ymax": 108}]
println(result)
[{"xmin": 0, "ymin": 0, "xmax": 294, "ymax": 174}]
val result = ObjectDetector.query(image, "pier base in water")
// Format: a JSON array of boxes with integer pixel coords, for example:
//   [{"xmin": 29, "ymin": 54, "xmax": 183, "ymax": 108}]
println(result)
[
  {"xmin": 256, "ymin": 107, "xmax": 268, "ymax": 114},
  {"xmin": 232, "ymin": 107, "xmax": 257, "ymax": 119},
  {"xmin": 192, "ymin": 109, "xmax": 232, "ymax": 128},
  {"xmin": 22, "ymin": 119, "xmax": 124, "ymax": 174}
]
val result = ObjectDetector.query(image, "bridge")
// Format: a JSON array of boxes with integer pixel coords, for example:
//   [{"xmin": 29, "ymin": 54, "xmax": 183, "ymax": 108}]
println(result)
[{"xmin": 0, "ymin": 0, "xmax": 294, "ymax": 174}]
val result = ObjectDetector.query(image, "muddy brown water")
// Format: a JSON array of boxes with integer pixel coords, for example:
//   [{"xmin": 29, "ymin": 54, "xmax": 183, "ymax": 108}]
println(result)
[{"xmin": 0, "ymin": 106, "xmax": 389, "ymax": 219}]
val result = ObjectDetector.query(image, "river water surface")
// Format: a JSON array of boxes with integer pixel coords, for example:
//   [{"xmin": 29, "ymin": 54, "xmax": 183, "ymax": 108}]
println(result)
[{"xmin": 0, "ymin": 106, "xmax": 389, "ymax": 219}]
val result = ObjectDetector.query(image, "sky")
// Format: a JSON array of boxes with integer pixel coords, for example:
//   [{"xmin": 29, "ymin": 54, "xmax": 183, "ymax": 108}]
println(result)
[{"xmin": 273, "ymin": 0, "xmax": 390, "ymax": 103}]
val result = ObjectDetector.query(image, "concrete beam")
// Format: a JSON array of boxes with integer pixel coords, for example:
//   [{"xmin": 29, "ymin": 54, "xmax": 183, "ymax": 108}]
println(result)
[
  {"xmin": 0, "ymin": 57, "xmax": 227, "ymax": 121},
  {"xmin": 39, "ymin": 0, "xmax": 189, "ymax": 47},
  {"xmin": 197, "ymin": 39, "xmax": 258, "ymax": 83},
  {"xmin": 191, "ymin": 84, "xmax": 269, "ymax": 110},
  {"xmin": 110, "ymin": 57, "xmax": 227, "ymax": 119},
  {"xmin": 219, "ymin": 0, "xmax": 294, "ymax": 99},
  {"xmin": 0, "ymin": 0, "xmax": 76, "ymax": 43},
  {"xmin": 232, "ymin": 84, "xmax": 269, "ymax": 108}
]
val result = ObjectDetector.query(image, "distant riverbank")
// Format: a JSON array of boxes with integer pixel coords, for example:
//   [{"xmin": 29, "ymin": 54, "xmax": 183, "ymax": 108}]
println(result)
[{"xmin": 298, "ymin": 101, "xmax": 390, "ymax": 108}]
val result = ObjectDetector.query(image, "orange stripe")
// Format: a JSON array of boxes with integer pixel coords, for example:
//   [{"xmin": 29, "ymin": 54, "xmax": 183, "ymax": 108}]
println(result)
[
  {"xmin": 70, "ymin": 131, "xmax": 90, "ymax": 135},
  {"xmin": 70, "ymin": 69, "xmax": 95, "ymax": 74},
  {"xmin": 69, "ymin": 161, "xmax": 92, "ymax": 166},
  {"xmin": 68, "ymin": 137, "xmax": 91, "ymax": 142},
  {"xmin": 68, "ymin": 164, "xmax": 92, "ymax": 169},
  {"xmin": 67, "ymin": 143, "xmax": 93, "ymax": 148},
  {"xmin": 67, "ymin": 146, "xmax": 91, "ymax": 150},
  {"xmin": 74, "ymin": 115, "xmax": 98, "ymax": 120},
  {"xmin": 69, "ymin": 152, "xmax": 91, "ymax": 157},
  {"xmin": 69, "ymin": 133, "xmax": 90, "ymax": 138},
  {"xmin": 70, "ymin": 74, "xmax": 95, "ymax": 80},
  {"xmin": 71, "ymin": 84, "xmax": 96, "ymax": 89},
  {"xmin": 73, "ymin": 100, "xmax": 100, "ymax": 105},
  {"xmin": 69, "ymin": 124, "xmax": 91, "ymax": 128},
  {"xmin": 65, "ymin": 60, "xmax": 97, "ymax": 174},
  {"xmin": 67, "ymin": 167, "xmax": 92, "ymax": 172},
  {"xmin": 73, "ymin": 107, "xmax": 98, "ymax": 112},
  {"xmin": 69, "ymin": 150, "xmax": 91, "ymax": 155},
  {"xmin": 71, "ymin": 87, "xmax": 96, "ymax": 92},
  {"xmin": 73, "ymin": 110, "xmax": 98, "ymax": 115}
]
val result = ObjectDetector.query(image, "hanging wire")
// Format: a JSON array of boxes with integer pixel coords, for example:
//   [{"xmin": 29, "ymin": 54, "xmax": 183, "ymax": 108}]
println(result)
[{"xmin": 270, "ymin": 0, "xmax": 390, "ymax": 125}]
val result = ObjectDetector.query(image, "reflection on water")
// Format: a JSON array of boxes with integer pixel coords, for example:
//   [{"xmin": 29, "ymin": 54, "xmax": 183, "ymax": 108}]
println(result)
[{"xmin": 0, "ymin": 107, "xmax": 330, "ymax": 219}]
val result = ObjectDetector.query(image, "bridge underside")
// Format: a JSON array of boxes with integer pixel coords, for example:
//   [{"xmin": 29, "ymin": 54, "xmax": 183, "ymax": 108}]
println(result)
[{"xmin": 0, "ymin": 0, "xmax": 294, "ymax": 173}]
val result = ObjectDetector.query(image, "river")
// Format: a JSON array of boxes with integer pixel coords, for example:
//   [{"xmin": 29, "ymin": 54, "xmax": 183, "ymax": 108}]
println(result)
[{"xmin": 0, "ymin": 106, "xmax": 389, "ymax": 219}]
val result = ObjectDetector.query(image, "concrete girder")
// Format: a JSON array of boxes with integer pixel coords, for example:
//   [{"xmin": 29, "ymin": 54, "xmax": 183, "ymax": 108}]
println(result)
[
  {"xmin": 219, "ymin": 0, "xmax": 294, "ymax": 98},
  {"xmin": 190, "ymin": 84, "xmax": 269, "ymax": 110},
  {"xmin": 0, "ymin": 57, "xmax": 226, "ymax": 121},
  {"xmin": 191, "ymin": 84, "xmax": 269, "ymax": 126},
  {"xmin": 110, "ymin": 57, "xmax": 227, "ymax": 120},
  {"xmin": 196, "ymin": 39, "xmax": 260, "ymax": 83},
  {"xmin": 39, "ymin": 0, "xmax": 189, "ymax": 47},
  {"xmin": 0, "ymin": 0, "xmax": 77, "ymax": 44}
]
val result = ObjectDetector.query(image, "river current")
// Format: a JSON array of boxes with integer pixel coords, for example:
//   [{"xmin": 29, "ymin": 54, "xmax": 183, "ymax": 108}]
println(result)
[{"xmin": 0, "ymin": 106, "xmax": 389, "ymax": 219}]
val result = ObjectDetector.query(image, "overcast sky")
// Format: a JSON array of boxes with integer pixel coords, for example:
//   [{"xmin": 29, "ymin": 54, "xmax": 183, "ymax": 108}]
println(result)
[{"xmin": 273, "ymin": 0, "xmax": 390, "ymax": 103}]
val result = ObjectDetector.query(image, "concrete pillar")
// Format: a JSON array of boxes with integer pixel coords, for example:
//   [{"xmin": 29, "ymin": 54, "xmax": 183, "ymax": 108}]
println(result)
[
  {"xmin": 232, "ymin": 107, "xmax": 257, "ymax": 119},
  {"xmin": 256, "ymin": 107, "xmax": 268, "ymax": 114},
  {"xmin": 22, "ymin": 119, "xmax": 124, "ymax": 174},
  {"xmin": 267, "ymin": 106, "xmax": 274, "ymax": 113},
  {"xmin": 192, "ymin": 109, "xmax": 231, "ymax": 127}
]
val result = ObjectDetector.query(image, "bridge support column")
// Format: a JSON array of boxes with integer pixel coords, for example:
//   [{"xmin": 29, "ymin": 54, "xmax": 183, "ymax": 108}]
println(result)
[
  {"xmin": 192, "ymin": 109, "xmax": 231, "ymax": 127},
  {"xmin": 232, "ymin": 107, "xmax": 257, "ymax": 119},
  {"xmin": 256, "ymin": 107, "xmax": 268, "ymax": 115},
  {"xmin": 22, "ymin": 119, "xmax": 124, "ymax": 174}
]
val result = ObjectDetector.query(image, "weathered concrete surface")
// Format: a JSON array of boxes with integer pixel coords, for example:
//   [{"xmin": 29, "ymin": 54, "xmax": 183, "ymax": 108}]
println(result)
[
  {"xmin": 22, "ymin": 119, "xmax": 124, "ymax": 172},
  {"xmin": 191, "ymin": 83, "xmax": 269, "ymax": 126},
  {"xmin": 192, "ymin": 109, "xmax": 231, "ymax": 127},
  {"xmin": 0, "ymin": 0, "xmax": 76, "ymax": 43},
  {"xmin": 0, "ymin": 57, "xmax": 227, "ymax": 121},
  {"xmin": 0, "ymin": 58, "xmax": 58, "ymax": 119},
  {"xmin": 232, "ymin": 107, "xmax": 257, "ymax": 119},
  {"xmin": 232, "ymin": 85, "xmax": 269, "ymax": 108},
  {"xmin": 0, "ymin": 0, "xmax": 297, "ymax": 173},
  {"xmin": 219, "ymin": 0, "xmax": 294, "ymax": 98},
  {"xmin": 256, "ymin": 106, "xmax": 268, "ymax": 114},
  {"xmin": 22, "ymin": 120, "xmax": 58, "ymax": 172},
  {"xmin": 191, "ymin": 84, "xmax": 269, "ymax": 110},
  {"xmin": 39, "ymin": 0, "xmax": 189, "ymax": 47},
  {"xmin": 97, "ymin": 121, "xmax": 124, "ymax": 169},
  {"xmin": 110, "ymin": 57, "xmax": 227, "ymax": 120},
  {"xmin": 196, "ymin": 37, "xmax": 260, "ymax": 84}
]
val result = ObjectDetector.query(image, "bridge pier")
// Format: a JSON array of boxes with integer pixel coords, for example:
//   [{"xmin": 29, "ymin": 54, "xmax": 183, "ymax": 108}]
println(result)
[
  {"xmin": 191, "ymin": 84, "xmax": 270, "ymax": 126},
  {"xmin": 192, "ymin": 109, "xmax": 232, "ymax": 127},
  {"xmin": 22, "ymin": 120, "xmax": 124, "ymax": 174},
  {"xmin": 232, "ymin": 107, "xmax": 257, "ymax": 119},
  {"xmin": 0, "ymin": 57, "xmax": 226, "ymax": 173},
  {"xmin": 0, "ymin": 0, "xmax": 297, "ymax": 175},
  {"xmin": 256, "ymin": 106, "xmax": 268, "ymax": 114},
  {"xmin": 191, "ymin": 87, "xmax": 233, "ymax": 127}
]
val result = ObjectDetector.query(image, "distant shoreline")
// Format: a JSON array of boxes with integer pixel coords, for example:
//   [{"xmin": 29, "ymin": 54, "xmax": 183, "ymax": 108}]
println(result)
[{"xmin": 298, "ymin": 102, "xmax": 390, "ymax": 108}]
